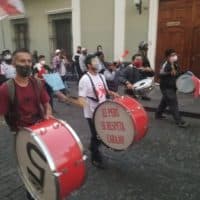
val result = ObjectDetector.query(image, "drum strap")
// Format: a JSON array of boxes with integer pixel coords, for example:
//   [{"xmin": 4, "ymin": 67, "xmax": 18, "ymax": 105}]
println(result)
[
  {"xmin": 86, "ymin": 73, "xmax": 99, "ymax": 102},
  {"xmin": 4, "ymin": 79, "xmax": 19, "ymax": 131},
  {"xmin": 99, "ymin": 74, "xmax": 110, "ymax": 99},
  {"xmin": 86, "ymin": 73, "xmax": 110, "ymax": 102}
]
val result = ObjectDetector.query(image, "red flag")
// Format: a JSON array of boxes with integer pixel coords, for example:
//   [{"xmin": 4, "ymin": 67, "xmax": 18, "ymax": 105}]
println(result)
[
  {"xmin": 0, "ymin": 0, "xmax": 24, "ymax": 19},
  {"xmin": 192, "ymin": 75, "xmax": 200, "ymax": 98},
  {"xmin": 121, "ymin": 50, "xmax": 129, "ymax": 58}
]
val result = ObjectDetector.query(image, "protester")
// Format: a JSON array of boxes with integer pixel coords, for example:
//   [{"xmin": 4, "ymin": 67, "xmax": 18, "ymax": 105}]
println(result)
[
  {"xmin": 0, "ymin": 50, "xmax": 16, "ymax": 79},
  {"xmin": 0, "ymin": 49, "xmax": 52, "ymax": 200},
  {"xmin": 79, "ymin": 48, "xmax": 88, "ymax": 74},
  {"xmin": 155, "ymin": 49, "xmax": 189, "ymax": 128},
  {"xmin": 33, "ymin": 55, "xmax": 54, "ymax": 109},
  {"xmin": 78, "ymin": 54, "xmax": 119, "ymax": 169},
  {"xmin": 73, "ymin": 46, "xmax": 82, "ymax": 79}
]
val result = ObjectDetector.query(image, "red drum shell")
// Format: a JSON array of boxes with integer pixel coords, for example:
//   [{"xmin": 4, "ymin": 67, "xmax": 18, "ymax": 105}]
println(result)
[
  {"xmin": 114, "ymin": 96, "xmax": 149, "ymax": 142},
  {"xmin": 15, "ymin": 118, "xmax": 86, "ymax": 200}
]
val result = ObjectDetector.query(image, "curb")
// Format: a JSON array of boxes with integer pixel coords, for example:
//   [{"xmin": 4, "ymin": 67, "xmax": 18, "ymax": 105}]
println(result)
[{"xmin": 144, "ymin": 106, "xmax": 200, "ymax": 119}]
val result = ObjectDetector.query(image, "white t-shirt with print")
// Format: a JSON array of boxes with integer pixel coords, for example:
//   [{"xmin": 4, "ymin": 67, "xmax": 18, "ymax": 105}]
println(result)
[
  {"xmin": 0, "ymin": 62, "xmax": 16, "ymax": 79},
  {"xmin": 79, "ymin": 72, "xmax": 108, "ymax": 118}
]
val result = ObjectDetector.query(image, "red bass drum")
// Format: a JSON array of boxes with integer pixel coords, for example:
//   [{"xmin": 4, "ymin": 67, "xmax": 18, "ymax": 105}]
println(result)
[
  {"xmin": 94, "ymin": 96, "xmax": 149, "ymax": 151},
  {"xmin": 15, "ymin": 118, "xmax": 86, "ymax": 200}
]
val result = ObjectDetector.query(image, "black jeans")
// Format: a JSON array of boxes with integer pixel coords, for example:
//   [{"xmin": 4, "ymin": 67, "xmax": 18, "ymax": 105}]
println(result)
[
  {"xmin": 26, "ymin": 190, "xmax": 35, "ymax": 200},
  {"xmin": 156, "ymin": 88, "xmax": 182, "ymax": 123},
  {"xmin": 45, "ymin": 82, "xmax": 54, "ymax": 109},
  {"xmin": 87, "ymin": 118, "xmax": 101, "ymax": 156}
]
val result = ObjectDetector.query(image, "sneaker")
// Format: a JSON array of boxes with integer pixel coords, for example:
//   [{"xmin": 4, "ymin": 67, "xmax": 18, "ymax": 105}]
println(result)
[
  {"xmin": 26, "ymin": 191, "xmax": 35, "ymax": 200},
  {"xmin": 91, "ymin": 159, "xmax": 106, "ymax": 169},
  {"xmin": 176, "ymin": 121, "xmax": 189, "ymax": 128},
  {"xmin": 155, "ymin": 113, "xmax": 166, "ymax": 120}
]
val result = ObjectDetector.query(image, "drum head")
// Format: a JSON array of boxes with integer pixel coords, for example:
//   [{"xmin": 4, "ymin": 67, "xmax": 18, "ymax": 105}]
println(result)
[
  {"xmin": 94, "ymin": 101, "xmax": 135, "ymax": 150},
  {"xmin": 176, "ymin": 74, "xmax": 195, "ymax": 93},
  {"xmin": 15, "ymin": 129, "xmax": 59, "ymax": 200},
  {"xmin": 134, "ymin": 78, "xmax": 153, "ymax": 91}
]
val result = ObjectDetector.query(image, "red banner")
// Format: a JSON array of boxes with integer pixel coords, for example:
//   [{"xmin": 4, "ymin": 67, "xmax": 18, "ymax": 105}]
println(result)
[{"xmin": 0, "ymin": 0, "xmax": 24, "ymax": 19}]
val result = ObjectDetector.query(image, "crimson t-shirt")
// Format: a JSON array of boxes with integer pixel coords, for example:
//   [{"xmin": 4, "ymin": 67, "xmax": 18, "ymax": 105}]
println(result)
[{"xmin": 0, "ymin": 80, "xmax": 50, "ymax": 127}]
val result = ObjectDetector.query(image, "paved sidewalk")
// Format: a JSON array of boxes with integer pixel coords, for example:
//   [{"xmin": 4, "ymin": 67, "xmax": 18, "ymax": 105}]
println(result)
[{"xmin": 139, "ymin": 85, "xmax": 200, "ymax": 118}]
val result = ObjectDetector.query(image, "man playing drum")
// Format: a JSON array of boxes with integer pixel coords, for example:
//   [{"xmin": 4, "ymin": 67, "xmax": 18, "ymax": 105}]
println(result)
[
  {"xmin": 155, "ymin": 49, "xmax": 189, "ymax": 128},
  {"xmin": 120, "ymin": 54, "xmax": 153, "ymax": 100},
  {"xmin": 78, "ymin": 54, "xmax": 118, "ymax": 169},
  {"xmin": 0, "ymin": 49, "xmax": 52, "ymax": 200}
]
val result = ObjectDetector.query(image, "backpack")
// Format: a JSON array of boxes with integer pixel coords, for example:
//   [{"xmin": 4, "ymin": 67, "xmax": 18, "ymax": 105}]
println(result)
[{"xmin": 4, "ymin": 77, "xmax": 43, "ymax": 131}]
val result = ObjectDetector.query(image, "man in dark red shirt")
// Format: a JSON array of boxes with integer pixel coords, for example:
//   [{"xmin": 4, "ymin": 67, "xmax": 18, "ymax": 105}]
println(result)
[{"xmin": 0, "ymin": 49, "xmax": 52, "ymax": 200}]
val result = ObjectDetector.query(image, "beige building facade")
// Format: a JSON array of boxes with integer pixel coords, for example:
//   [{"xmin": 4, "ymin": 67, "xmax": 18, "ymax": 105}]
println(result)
[{"xmin": 0, "ymin": 0, "xmax": 151, "ymax": 65}]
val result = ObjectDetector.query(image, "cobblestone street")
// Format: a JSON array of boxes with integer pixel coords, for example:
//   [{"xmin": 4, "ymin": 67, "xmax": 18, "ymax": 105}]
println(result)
[{"xmin": 0, "ymin": 88, "xmax": 200, "ymax": 200}]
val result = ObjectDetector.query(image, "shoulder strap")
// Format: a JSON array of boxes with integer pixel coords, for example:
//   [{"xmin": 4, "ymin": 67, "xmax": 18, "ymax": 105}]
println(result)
[
  {"xmin": 6, "ymin": 79, "xmax": 16, "ymax": 104},
  {"xmin": 98, "ymin": 74, "xmax": 109, "ymax": 97},
  {"xmin": 86, "ymin": 73, "xmax": 99, "ymax": 102}
]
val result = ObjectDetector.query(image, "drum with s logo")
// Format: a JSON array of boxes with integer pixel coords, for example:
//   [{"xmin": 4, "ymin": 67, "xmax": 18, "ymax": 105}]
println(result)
[
  {"xmin": 93, "ymin": 96, "xmax": 149, "ymax": 151},
  {"xmin": 15, "ymin": 118, "xmax": 86, "ymax": 200}
]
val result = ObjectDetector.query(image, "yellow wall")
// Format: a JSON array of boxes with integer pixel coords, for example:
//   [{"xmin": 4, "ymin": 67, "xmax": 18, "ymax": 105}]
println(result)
[
  {"xmin": 0, "ymin": 0, "xmax": 71, "ymax": 63},
  {"xmin": 125, "ymin": 0, "xmax": 149, "ymax": 61},
  {"xmin": 80, "ymin": 0, "xmax": 115, "ymax": 61},
  {"xmin": 0, "ymin": 0, "xmax": 150, "ymax": 63}
]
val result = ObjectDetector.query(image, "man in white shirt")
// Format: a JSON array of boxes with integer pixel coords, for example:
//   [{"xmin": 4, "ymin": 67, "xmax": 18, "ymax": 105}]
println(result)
[
  {"xmin": 78, "ymin": 54, "xmax": 118, "ymax": 169},
  {"xmin": 1, "ymin": 52, "xmax": 16, "ymax": 79}
]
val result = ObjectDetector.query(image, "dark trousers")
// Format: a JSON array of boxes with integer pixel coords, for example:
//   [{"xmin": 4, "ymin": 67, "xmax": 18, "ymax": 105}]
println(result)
[
  {"xmin": 87, "ymin": 118, "xmax": 101, "ymax": 156},
  {"xmin": 156, "ymin": 88, "xmax": 181, "ymax": 123},
  {"xmin": 26, "ymin": 190, "xmax": 34, "ymax": 200},
  {"xmin": 45, "ymin": 83, "xmax": 54, "ymax": 109}
]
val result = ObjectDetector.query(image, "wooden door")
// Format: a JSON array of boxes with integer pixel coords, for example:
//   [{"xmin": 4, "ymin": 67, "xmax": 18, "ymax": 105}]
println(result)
[
  {"xmin": 190, "ymin": 0, "xmax": 200, "ymax": 77},
  {"xmin": 156, "ymin": 0, "xmax": 200, "ymax": 78},
  {"xmin": 54, "ymin": 19, "xmax": 72, "ymax": 57}
]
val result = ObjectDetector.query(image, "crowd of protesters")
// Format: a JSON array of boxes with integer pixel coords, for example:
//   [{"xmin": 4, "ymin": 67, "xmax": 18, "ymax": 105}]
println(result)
[{"xmin": 0, "ymin": 41, "xmax": 189, "ymax": 128}]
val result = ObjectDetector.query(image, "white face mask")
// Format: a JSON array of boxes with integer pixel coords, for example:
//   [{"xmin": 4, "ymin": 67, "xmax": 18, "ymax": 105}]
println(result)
[
  {"xmin": 91, "ymin": 57, "xmax": 100, "ymax": 70},
  {"xmin": 40, "ymin": 60, "xmax": 46, "ymax": 65},
  {"xmin": 4, "ymin": 54, "xmax": 12, "ymax": 60},
  {"xmin": 169, "ymin": 55, "xmax": 178, "ymax": 63}
]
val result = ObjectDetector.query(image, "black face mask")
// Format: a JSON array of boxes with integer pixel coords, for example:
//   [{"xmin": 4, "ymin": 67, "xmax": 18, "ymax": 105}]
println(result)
[{"xmin": 16, "ymin": 65, "xmax": 32, "ymax": 77}]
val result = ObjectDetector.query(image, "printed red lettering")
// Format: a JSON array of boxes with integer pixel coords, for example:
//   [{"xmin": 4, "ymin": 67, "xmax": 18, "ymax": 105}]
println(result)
[
  {"xmin": 107, "ymin": 135, "xmax": 124, "ymax": 144},
  {"xmin": 101, "ymin": 108, "xmax": 119, "ymax": 118}
]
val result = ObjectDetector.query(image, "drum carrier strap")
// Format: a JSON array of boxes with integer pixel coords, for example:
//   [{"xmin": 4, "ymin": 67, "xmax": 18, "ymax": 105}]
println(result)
[{"xmin": 86, "ymin": 73, "xmax": 110, "ymax": 102}]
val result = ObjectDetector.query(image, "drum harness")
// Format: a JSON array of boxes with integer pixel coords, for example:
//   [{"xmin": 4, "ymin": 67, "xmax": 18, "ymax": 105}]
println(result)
[{"xmin": 86, "ymin": 73, "xmax": 110, "ymax": 103}]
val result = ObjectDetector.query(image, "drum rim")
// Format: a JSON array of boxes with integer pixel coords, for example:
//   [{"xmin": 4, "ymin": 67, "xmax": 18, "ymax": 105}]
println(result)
[
  {"xmin": 134, "ymin": 78, "xmax": 154, "ymax": 91},
  {"xmin": 15, "ymin": 129, "xmax": 60, "ymax": 200},
  {"xmin": 93, "ymin": 99, "xmax": 136, "ymax": 151}
]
